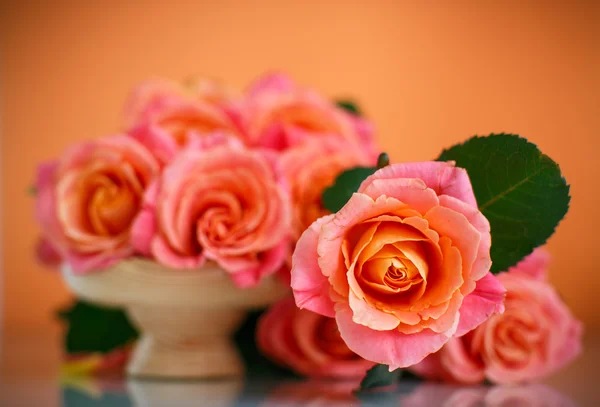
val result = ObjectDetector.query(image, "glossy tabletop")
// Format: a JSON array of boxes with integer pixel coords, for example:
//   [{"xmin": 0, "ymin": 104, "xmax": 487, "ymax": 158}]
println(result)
[{"xmin": 1, "ymin": 328, "xmax": 599, "ymax": 407}]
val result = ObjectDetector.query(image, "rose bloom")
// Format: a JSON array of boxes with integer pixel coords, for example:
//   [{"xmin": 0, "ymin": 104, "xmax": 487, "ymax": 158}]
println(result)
[
  {"xmin": 280, "ymin": 137, "xmax": 375, "ymax": 240},
  {"xmin": 291, "ymin": 161, "xmax": 506, "ymax": 369},
  {"xmin": 241, "ymin": 72, "xmax": 379, "ymax": 158},
  {"xmin": 131, "ymin": 135, "xmax": 291, "ymax": 287},
  {"xmin": 411, "ymin": 248, "xmax": 583, "ymax": 384},
  {"xmin": 124, "ymin": 78, "xmax": 245, "ymax": 165},
  {"xmin": 35, "ymin": 135, "xmax": 160, "ymax": 273},
  {"xmin": 257, "ymin": 297, "xmax": 374, "ymax": 378}
]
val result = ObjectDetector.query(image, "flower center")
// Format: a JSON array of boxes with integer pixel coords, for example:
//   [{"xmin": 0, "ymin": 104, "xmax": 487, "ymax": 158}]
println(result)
[
  {"xmin": 385, "ymin": 258, "xmax": 408, "ymax": 282},
  {"xmin": 85, "ymin": 170, "xmax": 139, "ymax": 236}
]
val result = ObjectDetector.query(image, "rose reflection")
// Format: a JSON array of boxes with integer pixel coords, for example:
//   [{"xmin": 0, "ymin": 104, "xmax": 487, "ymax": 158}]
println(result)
[
  {"xmin": 261, "ymin": 380, "xmax": 361, "ymax": 407},
  {"xmin": 263, "ymin": 381, "xmax": 578, "ymax": 407},
  {"xmin": 60, "ymin": 377, "xmax": 577, "ymax": 407}
]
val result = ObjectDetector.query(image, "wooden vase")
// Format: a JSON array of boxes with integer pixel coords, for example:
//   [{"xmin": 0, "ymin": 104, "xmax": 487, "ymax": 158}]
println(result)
[{"xmin": 62, "ymin": 259, "xmax": 288, "ymax": 379}]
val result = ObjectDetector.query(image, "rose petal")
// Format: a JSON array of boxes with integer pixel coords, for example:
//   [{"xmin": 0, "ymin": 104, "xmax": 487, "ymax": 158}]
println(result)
[
  {"xmin": 291, "ymin": 215, "xmax": 336, "ymax": 318},
  {"xmin": 129, "ymin": 124, "xmax": 179, "ymax": 165},
  {"xmin": 130, "ymin": 209, "xmax": 156, "ymax": 256},
  {"xmin": 247, "ymin": 72, "xmax": 297, "ymax": 98},
  {"xmin": 455, "ymin": 272, "xmax": 506, "ymax": 337},
  {"xmin": 425, "ymin": 205, "xmax": 482, "ymax": 286},
  {"xmin": 122, "ymin": 78, "xmax": 185, "ymax": 127},
  {"xmin": 335, "ymin": 303, "xmax": 451, "ymax": 370},
  {"xmin": 359, "ymin": 178, "xmax": 440, "ymax": 215},
  {"xmin": 348, "ymin": 290, "xmax": 400, "ymax": 331},
  {"xmin": 66, "ymin": 246, "xmax": 132, "ymax": 274},
  {"xmin": 440, "ymin": 338, "xmax": 486, "ymax": 384},
  {"xmin": 359, "ymin": 162, "xmax": 477, "ymax": 208},
  {"xmin": 438, "ymin": 195, "xmax": 492, "ymax": 283},
  {"xmin": 508, "ymin": 247, "xmax": 551, "ymax": 281},
  {"xmin": 228, "ymin": 240, "xmax": 289, "ymax": 288},
  {"xmin": 151, "ymin": 235, "xmax": 205, "ymax": 269}
]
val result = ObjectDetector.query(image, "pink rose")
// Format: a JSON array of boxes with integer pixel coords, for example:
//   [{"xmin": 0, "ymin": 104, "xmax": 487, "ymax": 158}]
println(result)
[
  {"xmin": 411, "ymin": 248, "xmax": 583, "ymax": 384},
  {"xmin": 35, "ymin": 136, "xmax": 160, "ymax": 273},
  {"xmin": 242, "ymin": 72, "xmax": 379, "ymax": 158},
  {"xmin": 131, "ymin": 135, "xmax": 291, "ymax": 287},
  {"xmin": 124, "ymin": 79, "xmax": 245, "ymax": 165},
  {"xmin": 257, "ymin": 297, "xmax": 374, "ymax": 378},
  {"xmin": 280, "ymin": 137, "xmax": 375, "ymax": 240},
  {"xmin": 291, "ymin": 161, "xmax": 505, "ymax": 370},
  {"xmin": 507, "ymin": 246, "xmax": 551, "ymax": 281}
]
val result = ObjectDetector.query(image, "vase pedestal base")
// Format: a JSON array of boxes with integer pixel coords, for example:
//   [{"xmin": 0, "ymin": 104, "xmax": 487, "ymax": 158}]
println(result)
[{"xmin": 126, "ymin": 305, "xmax": 245, "ymax": 379}]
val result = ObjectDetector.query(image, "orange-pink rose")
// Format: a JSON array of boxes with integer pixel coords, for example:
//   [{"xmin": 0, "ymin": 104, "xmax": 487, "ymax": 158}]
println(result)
[
  {"xmin": 411, "ymin": 248, "xmax": 583, "ymax": 384},
  {"xmin": 131, "ymin": 135, "xmax": 291, "ymax": 287},
  {"xmin": 35, "ymin": 136, "xmax": 160, "ymax": 273},
  {"xmin": 241, "ymin": 73, "xmax": 379, "ymax": 158},
  {"xmin": 291, "ymin": 161, "xmax": 505, "ymax": 369},
  {"xmin": 280, "ymin": 137, "xmax": 375, "ymax": 240},
  {"xmin": 257, "ymin": 297, "xmax": 374, "ymax": 378},
  {"xmin": 124, "ymin": 78, "xmax": 245, "ymax": 165}
]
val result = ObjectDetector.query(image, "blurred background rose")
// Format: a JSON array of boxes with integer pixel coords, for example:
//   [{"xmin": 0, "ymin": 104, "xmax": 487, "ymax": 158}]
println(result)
[
  {"xmin": 257, "ymin": 297, "xmax": 374, "ymax": 378},
  {"xmin": 411, "ymin": 248, "xmax": 583, "ymax": 384}
]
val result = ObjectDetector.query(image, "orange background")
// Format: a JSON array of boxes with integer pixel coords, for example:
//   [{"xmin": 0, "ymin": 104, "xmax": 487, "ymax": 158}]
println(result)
[{"xmin": 1, "ymin": 1, "xmax": 599, "ymax": 336}]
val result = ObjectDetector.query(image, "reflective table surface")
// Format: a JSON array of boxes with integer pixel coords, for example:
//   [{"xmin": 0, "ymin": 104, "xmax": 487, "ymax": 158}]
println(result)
[
  {"xmin": 1, "ymin": 328, "xmax": 599, "ymax": 407},
  {"xmin": 47, "ymin": 379, "xmax": 592, "ymax": 407}
]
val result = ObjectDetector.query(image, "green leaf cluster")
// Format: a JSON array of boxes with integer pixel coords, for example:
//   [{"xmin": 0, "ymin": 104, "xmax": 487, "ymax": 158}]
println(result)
[{"xmin": 58, "ymin": 300, "xmax": 139, "ymax": 354}]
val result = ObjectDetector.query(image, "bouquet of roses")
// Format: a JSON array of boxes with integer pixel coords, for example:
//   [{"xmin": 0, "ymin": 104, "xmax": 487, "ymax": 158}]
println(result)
[{"xmin": 34, "ymin": 73, "xmax": 581, "ymax": 389}]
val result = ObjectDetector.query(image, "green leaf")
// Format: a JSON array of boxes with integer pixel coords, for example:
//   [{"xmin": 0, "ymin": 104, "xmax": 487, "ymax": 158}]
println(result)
[
  {"xmin": 335, "ymin": 99, "xmax": 362, "ymax": 116},
  {"xmin": 437, "ymin": 133, "xmax": 570, "ymax": 273},
  {"xmin": 58, "ymin": 299, "xmax": 139, "ymax": 354},
  {"xmin": 358, "ymin": 364, "xmax": 400, "ymax": 391},
  {"xmin": 321, "ymin": 166, "xmax": 377, "ymax": 213}
]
